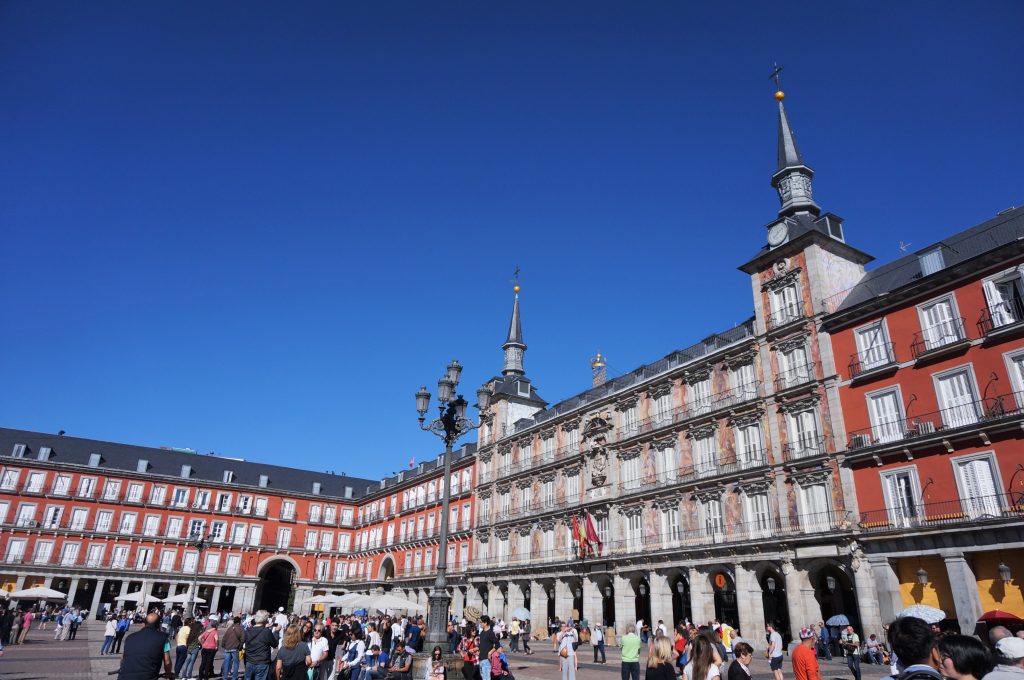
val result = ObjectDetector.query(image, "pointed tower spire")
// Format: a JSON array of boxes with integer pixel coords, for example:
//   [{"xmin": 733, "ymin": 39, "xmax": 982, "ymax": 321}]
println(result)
[
  {"xmin": 502, "ymin": 278, "xmax": 526, "ymax": 377},
  {"xmin": 769, "ymin": 70, "xmax": 820, "ymax": 218}
]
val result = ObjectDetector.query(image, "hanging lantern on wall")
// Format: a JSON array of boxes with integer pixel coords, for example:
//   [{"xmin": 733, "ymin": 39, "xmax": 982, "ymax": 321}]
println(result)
[
  {"xmin": 826, "ymin": 575, "xmax": 837, "ymax": 592},
  {"xmin": 766, "ymin": 577, "xmax": 777, "ymax": 593},
  {"xmin": 916, "ymin": 567, "xmax": 929, "ymax": 585},
  {"xmin": 998, "ymin": 562, "xmax": 1012, "ymax": 583}
]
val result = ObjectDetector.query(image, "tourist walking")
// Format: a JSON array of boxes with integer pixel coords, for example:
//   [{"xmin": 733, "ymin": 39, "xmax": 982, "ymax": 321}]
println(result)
[
  {"xmin": 766, "ymin": 624, "xmax": 785, "ymax": 680},
  {"xmin": 112, "ymin": 612, "xmax": 131, "ymax": 654},
  {"xmin": 18, "ymin": 608, "xmax": 34, "ymax": 644},
  {"xmin": 522, "ymin": 619, "xmax": 532, "ymax": 655},
  {"xmin": 593, "ymin": 624, "xmax": 607, "ymax": 664},
  {"xmin": 510, "ymin": 618, "xmax": 520, "ymax": 653},
  {"xmin": 557, "ymin": 621, "xmax": 578, "ymax": 680},
  {"xmin": 792, "ymin": 628, "xmax": 822, "ymax": 680},
  {"xmin": 621, "ymin": 624, "xmax": 643, "ymax": 680},
  {"xmin": 243, "ymin": 610, "xmax": 278, "ymax": 680},
  {"xmin": 277, "ymin": 623, "xmax": 313, "ymax": 680},
  {"xmin": 478, "ymin": 616, "xmax": 499, "ymax": 680},
  {"xmin": 197, "ymin": 620, "xmax": 220, "ymax": 680},
  {"xmin": 840, "ymin": 626, "xmax": 862, "ymax": 680},
  {"xmin": 221, "ymin": 616, "xmax": 244, "ymax": 680},
  {"xmin": 102, "ymin": 614, "xmax": 118, "ymax": 655}
]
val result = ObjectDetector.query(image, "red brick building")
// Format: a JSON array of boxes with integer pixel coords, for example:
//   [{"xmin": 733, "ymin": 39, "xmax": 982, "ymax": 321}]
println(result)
[{"xmin": 822, "ymin": 205, "xmax": 1024, "ymax": 633}]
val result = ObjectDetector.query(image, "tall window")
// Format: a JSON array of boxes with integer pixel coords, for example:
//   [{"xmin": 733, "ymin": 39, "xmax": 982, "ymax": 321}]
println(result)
[
  {"xmin": 142, "ymin": 515, "xmax": 160, "ymax": 536},
  {"xmin": 542, "ymin": 480, "xmax": 554, "ymax": 506},
  {"xmin": 520, "ymin": 487, "xmax": 531, "ymax": 512},
  {"xmin": 693, "ymin": 435, "xmax": 717, "ymax": 477},
  {"xmin": 281, "ymin": 501, "xmax": 295, "ymax": 520},
  {"xmin": 954, "ymin": 455, "xmax": 1001, "ymax": 518},
  {"xmin": 919, "ymin": 297, "xmax": 962, "ymax": 350},
  {"xmin": 935, "ymin": 368, "xmax": 980, "ymax": 428},
  {"xmin": 136, "ymin": 548, "xmax": 153, "ymax": 570},
  {"xmin": 500, "ymin": 492, "xmax": 510, "ymax": 516},
  {"xmin": 621, "ymin": 457, "xmax": 641, "ymax": 490},
  {"xmin": 701, "ymin": 498, "xmax": 724, "ymax": 539},
  {"xmin": 52, "ymin": 475, "xmax": 71, "ymax": 496},
  {"xmin": 655, "ymin": 447, "xmax": 677, "ymax": 481},
  {"xmin": 171, "ymin": 488, "xmax": 189, "ymax": 507},
  {"xmin": 654, "ymin": 393, "xmax": 674, "ymax": 425},
  {"xmin": 661, "ymin": 507, "xmax": 681, "ymax": 544},
  {"xmin": 70, "ymin": 508, "xmax": 88, "ymax": 530},
  {"xmin": 33, "ymin": 540, "xmax": 54, "ymax": 564},
  {"xmin": 166, "ymin": 517, "xmax": 182, "ymax": 538},
  {"xmin": 626, "ymin": 513, "xmax": 643, "ymax": 550},
  {"xmin": 542, "ymin": 437, "xmax": 555, "ymax": 461},
  {"xmin": 743, "ymin": 493, "xmax": 772, "ymax": 538},
  {"xmin": 60, "ymin": 543, "xmax": 80, "ymax": 566},
  {"xmin": 111, "ymin": 546, "xmax": 129, "ymax": 569},
  {"xmin": 733, "ymin": 363, "xmax": 757, "ymax": 399},
  {"xmin": 881, "ymin": 468, "xmax": 920, "ymax": 527},
  {"xmin": 690, "ymin": 379, "xmax": 712, "ymax": 415},
  {"xmin": 983, "ymin": 271, "xmax": 1024, "ymax": 328},
  {"xmin": 150, "ymin": 485, "xmax": 166, "ymax": 505},
  {"xmin": 622, "ymin": 407, "xmax": 639, "ymax": 437},
  {"xmin": 126, "ymin": 483, "xmax": 143, "ymax": 503},
  {"xmin": 26, "ymin": 472, "xmax": 45, "ymax": 493},
  {"xmin": 95, "ymin": 510, "xmax": 113, "ymax": 533},
  {"xmin": 226, "ymin": 554, "xmax": 241, "ymax": 576},
  {"xmin": 567, "ymin": 428, "xmax": 580, "ymax": 453},
  {"xmin": 77, "ymin": 477, "xmax": 96, "ymax": 498},
  {"xmin": 771, "ymin": 283, "xmax": 801, "ymax": 324},
  {"xmin": 249, "ymin": 525, "xmax": 263, "ymax": 547},
  {"xmin": 787, "ymin": 410, "xmax": 820, "ymax": 458},
  {"xmin": 4, "ymin": 538, "xmax": 26, "ymax": 562},
  {"xmin": 855, "ymin": 322, "xmax": 891, "ymax": 370},
  {"xmin": 566, "ymin": 473, "xmax": 580, "ymax": 500},
  {"xmin": 277, "ymin": 527, "xmax": 291, "ymax": 549},
  {"xmin": 102, "ymin": 480, "xmax": 121, "ymax": 501},
  {"xmin": 779, "ymin": 345, "xmax": 810, "ymax": 387},
  {"xmin": 798, "ymin": 483, "xmax": 832, "ymax": 533},
  {"xmin": 736, "ymin": 424, "xmax": 764, "ymax": 467},
  {"xmin": 867, "ymin": 389, "xmax": 903, "ymax": 443}
]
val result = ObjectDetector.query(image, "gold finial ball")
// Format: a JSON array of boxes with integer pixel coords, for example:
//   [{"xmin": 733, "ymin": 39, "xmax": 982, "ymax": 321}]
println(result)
[
  {"xmin": 775, "ymin": 90, "xmax": 785, "ymax": 101},
  {"xmin": 513, "ymin": 285, "xmax": 520, "ymax": 293}
]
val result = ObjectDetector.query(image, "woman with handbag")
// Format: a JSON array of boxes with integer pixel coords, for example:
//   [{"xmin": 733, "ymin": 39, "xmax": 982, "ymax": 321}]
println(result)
[{"xmin": 458, "ymin": 627, "xmax": 479, "ymax": 680}]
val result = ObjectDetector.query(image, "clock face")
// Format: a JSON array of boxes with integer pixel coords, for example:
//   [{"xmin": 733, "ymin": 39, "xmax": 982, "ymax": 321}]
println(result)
[{"xmin": 768, "ymin": 223, "xmax": 788, "ymax": 246}]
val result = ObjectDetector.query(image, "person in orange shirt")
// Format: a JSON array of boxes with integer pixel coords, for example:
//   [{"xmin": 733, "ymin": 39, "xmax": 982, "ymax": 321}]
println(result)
[{"xmin": 792, "ymin": 627, "xmax": 822, "ymax": 680}]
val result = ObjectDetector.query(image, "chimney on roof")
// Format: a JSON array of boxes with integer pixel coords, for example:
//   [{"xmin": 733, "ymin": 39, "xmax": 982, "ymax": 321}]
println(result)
[{"xmin": 591, "ymin": 352, "xmax": 607, "ymax": 388}]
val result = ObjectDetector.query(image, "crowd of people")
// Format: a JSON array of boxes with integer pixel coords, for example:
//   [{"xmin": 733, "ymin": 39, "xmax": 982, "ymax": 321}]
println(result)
[{"xmin": 0, "ymin": 602, "xmax": 86, "ymax": 648}]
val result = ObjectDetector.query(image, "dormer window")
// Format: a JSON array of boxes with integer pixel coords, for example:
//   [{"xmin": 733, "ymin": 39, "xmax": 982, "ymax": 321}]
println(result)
[
  {"xmin": 88, "ymin": 453, "xmax": 102, "ymax": 467},
  {"xmin": 180, "ymin": 465, "xmax": 192, "ymax": 479},
  {"xmin": 919, "ymin": 247, "xmax": 945, "ymax": 276},
  {"xmin": 517, "ymin": 381, "xmax": 531, "ymax": 397},
  {"xmin": 344, "ymin": 486, "xmax": 353, "ymax": 499},
  {"xmin": 11, "ymin": 444, "xmax": 26, "ymax": 458},
  {"xmin": 37, "ymin": 447, "xmax": 51, "ymax": 461},
  {"xmin": 223, "ymin": 470, "xmax": 235, "ymax": 483},
  {"xmin": 136, "ymin": 459, "xmax": 148, "ymax": 473},
  {"xmin": 312, "ymin": 482, "xmax": 322, "ymax": 495},
  {"xmin": 258, "ymin": 474, "xmax": 269, "ymax": 488}
]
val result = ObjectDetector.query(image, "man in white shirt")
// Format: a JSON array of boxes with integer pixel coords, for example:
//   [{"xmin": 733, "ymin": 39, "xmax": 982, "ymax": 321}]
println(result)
[
  {"xmin": 390, "ymin": 619, "xmax": 404, "ymax": 655},
  {"xmin": 309, "ymin": 622, "xmax": 331, "ymax": 680}
]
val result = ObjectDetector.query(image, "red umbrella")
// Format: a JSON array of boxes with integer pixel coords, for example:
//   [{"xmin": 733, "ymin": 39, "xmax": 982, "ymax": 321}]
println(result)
[{"xmin": 979, "ymin": 610, "xmax": 1024, "ymax": 622}]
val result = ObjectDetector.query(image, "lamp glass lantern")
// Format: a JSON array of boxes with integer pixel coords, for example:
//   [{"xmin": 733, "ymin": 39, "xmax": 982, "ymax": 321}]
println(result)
[
  {"xmin": 437, "ymin": 378, "xmax": 454, "ymax": 404},
  {"xmin": 766, "ymin": 576, "xmax": 776, "ymax": 593},
  {"xmin": 453, "ymin": 395, "xmax": 468, "ymax": 421},
  {"xmin": 604, "ymin": 586, "xmax": 612, "ymax": 598},
  {"xmin": 998, "ymin": 562, "xmax": 1012, "ymax": 583},
  {"xmin": 916, "ymin": 567, "xmax": 928, "ymax": 585},
  {"xmin": 676, "ymin": 581, "xmax": 685, "ymax": 594},
  {"xmin": 826, "ymin": 575, "xmax": 837, "ymax": 592},
  {"xmin": 477, "ymin": 388, "xmax": 491, "ymax": 411},
  {"xmin": 639, "ymin": 584, "xmax": 648, "ymax": 596},
  {"xmin": 446, "ymin": 360, "xmax": 463, "ymax": 386},
  {"xmin": 415, "ymin": 387, "xmax": 431, "ymax": 417}
]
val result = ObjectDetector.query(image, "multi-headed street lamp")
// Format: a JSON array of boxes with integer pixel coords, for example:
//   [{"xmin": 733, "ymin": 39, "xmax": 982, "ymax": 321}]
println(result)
[
  {"xmin": 187, "ymin": 531, "xmax": 216, "ymax": 617},
  {"xmin": 415, "ymin": 360, "xmax": 489, "ymax": 650}
]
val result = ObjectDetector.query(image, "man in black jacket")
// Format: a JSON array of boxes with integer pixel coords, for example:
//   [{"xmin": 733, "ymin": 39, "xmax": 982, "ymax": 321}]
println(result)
[
  {"xmin": 118, "ymin": 612, "xmax": 173, "ymax": 680},
  {"xmin": 478, "ymin": 616, "xmax": 498, "ymax": 680}
]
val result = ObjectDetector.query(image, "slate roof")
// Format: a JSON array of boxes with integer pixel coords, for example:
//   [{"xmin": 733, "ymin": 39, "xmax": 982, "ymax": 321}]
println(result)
[
  {"xmin": 503, "ymin": 318, "xmax": 757, "ymax": 436},
  {"xmin": 832, "ymin": 205, "xmax": 1024, "ymax": 313},
  {"xmin": 0, "ymin": 427, "xmax": 474, "ymax": 501}
]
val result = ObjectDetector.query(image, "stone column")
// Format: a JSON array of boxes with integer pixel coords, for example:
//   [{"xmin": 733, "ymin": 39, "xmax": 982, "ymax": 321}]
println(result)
[
  {"xmin": 648, "ymin": 571, "xmax": 672, "ymax": 632},
  {"xmin": 14, "ymin": 575, "xmax": 26, "ymax": 591},
  {"xmin": 90, "ymin": 578, "xmax": 106, "ymax": 615},
  {"xmin": 583, "ymin": 578, "xmax": 603, "ymax": 627},
  {"xmin": 452, "ymin": 588, "xmax": 466, "ymax": 617},
  {"xmin": 465, "ymin": 584, "xmax": 483, "ymax": 613},
  {"xmin": 488, "ymin": 584, "xmax": 505, "ymax": 620},
  {"xmin": 115, "ymin": 580, "xmax": 130, "ymax": 610},
  {"xmin": 211, "ymin": 585, "xmax": 222, "ymax": 614},
  {"xmin": 852, "ymin": 553, "xmax": 882, "ymax": 638},
  {"xmin": 67, "ymin": 578, "xmax": 80, "ymax": 606},
  {"xmin": 43, "ymin": 576, "xmax": 54, "ymax": 588},
  {"xmin": 869, "ymin": 557, "xmax": 903, "ymax": 625},
  {"xmin": 529, "ymin": 582, "xmax": 546, "ymax": 631},
  {"xmin": 506, "ymin": 582, "xmax": 524, "ymax": 619},
  {"xmin": 613, "ymin": 575, "xmax": 633, "ymax": 635},
  {"xmin": 943, "ymin": 552, "xmax": 983, "ymax": 635},
  {"xmin": 688, "ymin": 568, "xmax": 712, "ymax": 626},
  {"xmin": 554, "ymin": 579, "xmax": 573, "ymax": 621},
  {"xmin": 734, "ymin": 563, "xmax": 767, "ymax": 649},
  {"xmin": 783, "ymin": 559, "xmax": 813, "ymax": 642}
]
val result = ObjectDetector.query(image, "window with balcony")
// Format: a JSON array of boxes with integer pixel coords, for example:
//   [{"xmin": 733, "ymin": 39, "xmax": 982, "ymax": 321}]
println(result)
[
  {"xmin": 277, "ymin": 527, "xmax": 292, "ymax": 549},
  {"xmin": 499, "ymin": 492, "xmax": 510, "ymax": 517},
  {"xmin": 16, "ymin": 503, "xmax": 37, "ymax": 527},
  {"xmin": 413, "ymin": 550, "xmax": 423, "ymax": 571},
  {"xmin": 230, "ymin": 523, "xmax": 246, "ymax": 544},
  {"xmin": 461, "ymin": 468, "xmax": 472, "ymax": 490},
  {"xmin": 0, "ymin": 470, "xmax": 18, "ymax": 491},
  {"xmin": 5, "ymin": 538, "xmax": 27, "ymax": 563},
  {"xmin": 743, "ymin": 492, "xmax": 772, "ymax": 538},
  {"xmin": 621, "ymin": 457, "xmax": 641, "ymax": 490},
  {"xmin": 701, "ymin": 498, "xmax": 724, "ymax": 540},
  {"xmin": 462, "ymin": 503, "xmax": 471, "ymax": 530},
  {"xmin": 102, "ymin": 480, "xmax": 121, "ymax": 501},
  {"xmin": 0, "ymin": 501, "xmax": 8, "ymax": 524},
  {"xmin": 60, "ymin": 542, "xmax": 80, "ymax": 566},
  {"xmin": 43, "ymin": 506, "xmax": 63, "ymax": 529},
  {"xmin": 33, "ymin": 540, "xmax": 54, "ymax": 565},
  {"xmin": 866, "ymin": 388, "xmax": 904, "ymax": 444},
  {"xmin": 953, "ymin": 453, "xmax": 1002, "ymax": 518},
  {"xmin": 125, "ymin": 483, "xmax": 143, "ymax": 503},
  {"xmin": 321, "ymin": 531, "xmax": 334, "ymax": 551},
  {"xmin": 225, "ymin": 553, "xmax": 241, "ymax": 576},
  {"xmin": 567, "ymin": 427, "xmax": 580, "ymax": 453},
  {"xmin": 692, "ymin": 435, "xmax": 717, "ymax": 477},
  {"xmin": 520, "ymin": 487, "xmax": 531, "ymax": 512},
  {"xmin": 210, "ymin": 521, "xmax": 225, "ymax": 542},
  {"xmin": 166, "ymin": 517, "xmax": 183, "ymax": 539},
  {"xmin": 111, "ymin": 545, "xmax": 129, "ymax": 569},
  {"xmin": 935, "ymin": 367, "xmax": 980, "ymax": 428},
  {"xmin": 983, "ymin": 270, "xmax": 1024, "ymax": 331},
  {"xmin": 690, "ymin": 379, "xmax": 712, "ymax": 416},
  {"xmin": 280, "ymin": 501, "xmax": 295, "ymax": 521},
  {"xmin": 566, "ymin": 472, "xmax": 580, "ymax": 500},
  {"xmin": 255, "ymin": 497, "xmax": 268, "ymax": 517},
  {"xmin": 427, "ymin": 513, "xmax": 436, "ymax": 536},
  {"xmin": 149, "ymin": 485, "xmax": 166, "ymax": 505},
  {"xmin": 305, "ymin": 531, "xmax": 318, "ymax": 550},
  {"xmin": 171, "ymin": 488, "xmax": 189, "ymax": 508},
  {"xmin": 181, "ymin": 550, "xmax": 198, "ymax": 573},
  {"xmin": 193, "ymin": 490, "xmax": 211, "ymax": 510},
  {"xmin": 416, "ymin": 486, "xmax": 426, "ymax": 506},
  {"xmin": 655, "ymin": 446, "xmax": 677, "ymax": 481},
  {"xmin": 248, "ymin": 525, "xmax": 263, "ymax": 546},
  {"xmin": 853, "ymin": 322, "xmax": 894, "ymax": 375},
  {"xmin": 69, "ymin": 508, "xmax": 88, "ymax": 530},
  {"xmin": 52, "ymin": 475, "xmax": 71, "ymax": 496},
  {"xmin": 654, "ymin": 393, "xmax": 674, "ymax": 426},
  {"xmin": 621, "ymin": 406, "xmax": 639, "ymax": 437},
  {"xmin": 86, "ymin": 544, "xmax": 105, "ymax": 567},
  {"xmin": 159, "ymin": 550, "xmax": 176, "ymax": 572},
  {"xmin": 787, "ymin": 410, "xmax": 821, "ymax": 459},
  {"xmin": 480, "ymin": 497, "xmax": 491, "ymax": 523},
  {"xmin": 736, "ymin": 423, "xmax": 764, "ymax": 467},
  {"xmin": 778, "ymin": 345, "xmax": 811, "ymax": 389},
  {"xmin": 77, "ymin": 476, "xmax": 96, "ymax": 498},
  {"xmin": 95, "ymin": 510, "xmax": 113, "ymax": 533},
  {"xmin": 797, "ymin": 483, "xmax": 830, "ymax": 535},
  {"xmin": 216, "ymin": 493, "xmax": 232, "ymax": 513},
  {"xmin": 916, "ymin": 296, "xmax": 965, "ymax": 354},
  {"xmin": 496, "ymin": 538, "xmax": 508, "ymax": 565},
  {"xmin": 661, "ymin": 507, "xmax": 681, "ymax": 544},
  {"xmin": 450, "ymin": 473, "xmax": 460, "ymax": 495},
  {"xmin": 770, "ymin": 283, "xmax": 802, "ymax": 327},
  {"xmin": 325, "ymin": 505, "xmax": 338, "ymax": 524},
  {"xmin": 204, "ymin": 553, "xmax": 220, "ymax": 574},
  {"xmin": 188, "ymin": 519, "xmax": 205, "ymax": 537},
  {"xmin": 26, "ymin": 472, "xmax": 45, "ymax": 493},
  {"xmin": 308, "ymin": 504, "xmax": 322, "ymax": 523},
  {"xmin": 136, "ymin": 547, "xmax": 153, "ymax": 570},
  {"xmin": 626, "ymin": 512, "xmax": 643, "ymax": 551},
  {"xmin": 142, "ymin": 515, "xmax": 160, "ymax": 536},
  {"xmin": 880, "ymin": 467, "xmax": 921, "ymax": 528},
  {"xmin": 541, "ymin": 437, "xmax": 555, "ymax": 462}
]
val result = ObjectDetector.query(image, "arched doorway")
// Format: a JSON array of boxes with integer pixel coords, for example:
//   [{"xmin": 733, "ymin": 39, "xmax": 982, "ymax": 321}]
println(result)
[
  {"xmin": 760, "ymin": 569, "xmax": 790, "ymax": 643},
  {"xmin": 634, "ymin": 577, "xmax": 652, "ymax": 631},
  {"xmin": 671, "ymin": 574, "xmax": 691, "ymax": 627},
  {"xmin": 257, "ymin": 559, "xmax": 297, "ymax": 613},
  {"xmin": 378, "ymin": 557, "xmax": 396, "ymax": 582},
  {"xmin": 814, "ymin": 565, "xmax": 859, "ymax": 632},
  {"xmin": 711, "ymin": 570, "xmax": 738, "ymax": 627}
]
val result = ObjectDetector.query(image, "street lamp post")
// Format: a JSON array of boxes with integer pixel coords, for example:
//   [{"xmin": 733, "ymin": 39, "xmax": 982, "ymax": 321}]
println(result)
[
  {"xmin": 187, "ymin": 531, "xmax": 215, "ymax": 618},
  {"xmin": 415, "ymin": 360, "xmax": 488, "ymax": 651}
]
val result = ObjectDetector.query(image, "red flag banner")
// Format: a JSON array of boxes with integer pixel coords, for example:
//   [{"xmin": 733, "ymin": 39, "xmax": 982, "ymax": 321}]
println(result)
[{"xmin": 585, "ymin": 512, "xmax": 603, "ymax": 556}]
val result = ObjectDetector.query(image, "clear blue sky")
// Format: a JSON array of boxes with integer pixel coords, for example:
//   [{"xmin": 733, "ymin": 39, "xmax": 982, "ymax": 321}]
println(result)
[{"xmin": 2, "ymin": 2, "xmax": 1022, "ymax": 478}]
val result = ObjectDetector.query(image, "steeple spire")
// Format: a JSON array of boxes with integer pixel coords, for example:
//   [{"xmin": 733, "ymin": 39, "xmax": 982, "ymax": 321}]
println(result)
[
  {"xmin": 502, "ymin": 279, "xmax": 526, "ymax": 377},
  {"xmin": 769, "ymin": 68, "xmax": 820, "ymax": 218}
]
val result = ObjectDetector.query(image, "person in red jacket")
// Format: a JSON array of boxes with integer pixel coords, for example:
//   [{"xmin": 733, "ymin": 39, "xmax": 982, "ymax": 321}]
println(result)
[{"xmin": 792, "ymin": 628, "xmax": 822, "ymax": 680}]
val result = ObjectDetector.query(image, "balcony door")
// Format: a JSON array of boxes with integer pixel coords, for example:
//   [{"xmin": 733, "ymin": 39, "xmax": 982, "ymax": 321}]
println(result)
[
  {"xmin": 936, "ymin": 369, "xmax": 979, "ymax": 428},
  {"xmin": 984, "ymin": 273, "xmax": 1024, "ymax": 327},
  {"xmin": 881, "ymin": 469, "xmax": 920, "ymax": 527},
  {"xmin": 955, "ymin": 455, "xmax": 1001, "ymax": 519},
  {"xmin": 856, "ymin": 323, "xmax": 889, "ymax": 370},
  {"xmin": 868, "ymin": 390, "xmax": 903, "ymax": 443},
  {"xmin": 920, "ymin": 298, "xmax": 958, "ymax": 350}
]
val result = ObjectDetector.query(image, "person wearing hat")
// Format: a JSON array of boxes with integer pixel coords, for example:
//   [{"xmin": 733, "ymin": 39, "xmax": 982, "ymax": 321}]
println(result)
[
  {"xmin": 985, "ymin": 637, "xmax": 1024, "ymax": 680},
  {"xmin": 793, "ymin": 628, "xmax": 821, "ymax": 680}
]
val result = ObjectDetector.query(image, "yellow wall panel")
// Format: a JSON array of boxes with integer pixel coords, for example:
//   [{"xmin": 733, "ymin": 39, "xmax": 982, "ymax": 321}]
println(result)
[
  {"xmin": 975, "ymin": 551, "xmax": 1024, "ymax": 617},
  {"xmin": 898, "ymin": 556, "xmax": 955, "ymax": 613}
]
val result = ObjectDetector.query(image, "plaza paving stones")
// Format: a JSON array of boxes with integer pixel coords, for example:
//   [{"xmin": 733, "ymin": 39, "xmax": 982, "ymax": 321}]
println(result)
[{"xmin": 0, "ymin": 624, "xmax": 895, "ymax": 680}]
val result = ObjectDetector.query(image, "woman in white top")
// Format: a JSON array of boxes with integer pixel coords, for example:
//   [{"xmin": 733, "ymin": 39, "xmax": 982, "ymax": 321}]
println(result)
[
  {"xmin": 684, "ymin": 634, "xmax": 722, "ymax": 680},
  {"xmin": 367, "ymin": 623, "xmax": 382, "ymax": 650},
  {"xmin": 557, "ymin": 622, "xmax": 578, "ymax": 680}
]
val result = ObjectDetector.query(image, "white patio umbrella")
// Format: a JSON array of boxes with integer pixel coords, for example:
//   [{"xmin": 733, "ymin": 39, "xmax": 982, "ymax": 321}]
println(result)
[
  {"xmin": 336, "ymin": 592, "xmax": 373, "ymax": 608},
  {"xmin": 162, "ymin": 592, "xmax": 206, "ymax": 604},
  {"xmin": 368, "ymin": 593, "xmax": 426, "ymax": 613},
  {"xmin": 7, "ymin": 586, "xmax": 67, "ymax": 600},
  {"xmin": 300, "ymin": 595, "xmax": 335, "ymax": 605}
]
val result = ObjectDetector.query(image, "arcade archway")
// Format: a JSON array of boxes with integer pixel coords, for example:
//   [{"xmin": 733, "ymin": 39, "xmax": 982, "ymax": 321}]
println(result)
[{"xmin": 256, "ymin": 559, "xmax": 297, "ymax": 612}]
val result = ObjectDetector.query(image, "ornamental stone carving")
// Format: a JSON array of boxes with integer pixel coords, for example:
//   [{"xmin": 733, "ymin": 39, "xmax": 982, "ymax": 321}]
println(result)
[
  {"xmin": 776, "ymin": 393, "xmax": 821, "ymax": 414},
  {"xmin": 477, "ymin": 488, "xmax": 493, "ymax": 500},
  {"xmin": 616, "ymin": 446, "xmax": 642, "ymax": 461},
  {"xmin": 517, "ymin": 435, "xmax": 534, "ymax": 449},
  {"xmin": 781, "ymin": 557, "xmax": 794, "ymax": 575},
  {"xmin": 477, "ymin": 531, "xmax": 491, "ymax": 544},
  {"xmin": 516, "ymin": 478, "xmax": 533, "ymax": 490},
  {"xmin": 722, "ymin": 347, "xmax": 759, "ymax": 370},
  {"xmin": 561, "ymin": 417, "xmax": 582, "ymax": 433},
  {"xmin": 728, "ymin": 409, "xmax": 765, "ymax": 428},
  {"xmin": 539, "ymin": 427, "xmax": 556, "ymax": 441},
  {"xmin": 515, "ymin": 524, "xmax": 533, "ymax": 536},
  {"xmin": 652, "ymin": 494, "xmax": 683, "ymax": 510},
  {"xmin": 792, "ymin": 467, "xmax": 832, "ymax": 485},
  {"xmin": 538, "ymin": 519, "xmax": 556, "ymax": 532},
  {"xmin": 650, "ymin": 436, "xmax": 676, "ymax": 452},
  {"xmin": 590, "ymin": 451, "xmax": 609, "ymax": 487},
  {"xmin": 617, "ymin": 502, "xmax": 646, "ymax": 518},
  {"xmin": 497, "ymin": 442, "xmax": 513, "ymax": 457},
  {"xmin": 770, "ymin": 332, "xmax": 810, "ymax": 354},
  {"xmin": 761, "ymin": 266, "xmax": 803, "ymax": 293},
  {"xmin": 692, "ymin": 486, "xmax": 725, "ymax": 504},
  {"xmin": 736, "ymin": 478, "xmax": 773, "ymax": 494},
  {"xmin": 683, "ymin": 365, "xmax": 714, "ymax": 385},
  {"xmin": 478, "ymin": 448, "xmax": 494, "ymax": 463},
  {"xmin": 539, "ymin": 471, "xmax": 557, "ymax": 484},
  {"xmin": 494, "ymin": 527, "xmax": 512, "ymax": 540},
  {"xmin": 647, "ymin": 381, "xmax": 673, "ymax": 400},
  {"xmin": 582, "ymin": 414, "xmax": 613, "ymax": 441},
  {"xmin": 496, "ymin": 481, "xmax": 512, "ymax": 494},
  {"xmin": 614, "ymin": 395, "xmax": 641, "ymax": 412},
  {"xmin": 686, "ymin": 421, "xmax": 719, "ymax": 440}
]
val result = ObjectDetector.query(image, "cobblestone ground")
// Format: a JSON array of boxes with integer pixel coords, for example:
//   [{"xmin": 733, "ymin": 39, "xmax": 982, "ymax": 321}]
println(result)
[{"xmin": 0, "ymin": 623, "xmax": 895, "ymax": 680}]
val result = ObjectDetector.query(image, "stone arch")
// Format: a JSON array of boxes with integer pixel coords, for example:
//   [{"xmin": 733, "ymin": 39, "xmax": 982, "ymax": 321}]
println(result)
[
  {"xmin": 377, "ymin": 556, "xmax": 396, "ymax": 582},
  {"xmin": 804, "ymin": 558, "xmax": 860, "ymax": 631},
  {"xmin": 256, "ymin": 557, "xmax": 298, "ymax": 613}
]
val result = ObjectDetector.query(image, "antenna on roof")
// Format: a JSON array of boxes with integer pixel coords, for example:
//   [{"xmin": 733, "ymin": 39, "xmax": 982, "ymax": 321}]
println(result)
[
  {"xmin": 899, "ymin": 241, "xmax": 912, "ymax": 253},
  {"xmin": 57, "ymin": 430, "xmax": 65, "ymax": 436}
]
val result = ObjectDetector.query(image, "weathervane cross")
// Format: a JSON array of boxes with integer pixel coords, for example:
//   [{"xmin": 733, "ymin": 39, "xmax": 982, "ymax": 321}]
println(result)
[
  {"xmin": 770, "ymin": 63, "xmax": 784, "ymax": 89},
  {"xmin": 511, "ymin": 266, "xmax": 520, "ymax": 286}
]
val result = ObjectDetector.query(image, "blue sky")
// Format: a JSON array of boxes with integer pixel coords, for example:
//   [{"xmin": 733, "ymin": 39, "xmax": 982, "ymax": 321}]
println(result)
[{"xmin": 2, "ymin": 2, "xmax": 1022, "ymax": 478}]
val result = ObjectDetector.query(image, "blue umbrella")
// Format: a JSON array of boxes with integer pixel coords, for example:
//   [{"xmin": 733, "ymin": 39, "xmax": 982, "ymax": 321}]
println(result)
[
  {"xmin": 353, "ymin": 608, "xmax": 367, "ymax": 616},
  {"xmin": 511, "ymin": 607, "xmax": 531, "ymax": 620},
  {"xmin": 826, "ymin": 614, "xmax": 850, "ymax": 626}
]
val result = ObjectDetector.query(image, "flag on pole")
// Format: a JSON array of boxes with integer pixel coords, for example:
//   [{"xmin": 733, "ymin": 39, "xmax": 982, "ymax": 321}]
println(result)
[
  {"xmin": 409, "ymin": 458, "xmax": 415, "ymax": 468},
  {"xmin": 585, "ymin": 511, "xmax": 603, "ymax": 556},
  {"xmin": 573, "ymin": 514, "xmax": 591, "ymax": 557}
]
